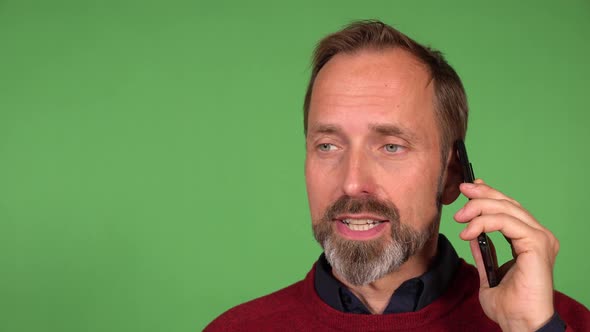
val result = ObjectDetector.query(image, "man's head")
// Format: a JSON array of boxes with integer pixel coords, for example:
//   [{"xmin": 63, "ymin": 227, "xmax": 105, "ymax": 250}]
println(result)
[
  {"xmin": 304, "ymin": 20, "xmax": 467, "ymax": 285},
  {"xmin": 304, "ymin": 20, "xmax": 468, "ymax": 158}
]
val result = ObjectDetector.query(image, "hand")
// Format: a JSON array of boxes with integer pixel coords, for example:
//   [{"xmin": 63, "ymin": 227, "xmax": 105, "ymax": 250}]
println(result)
[{"xmin": 454, "ymin": 179, "xmax": 559, "ymax": 332}]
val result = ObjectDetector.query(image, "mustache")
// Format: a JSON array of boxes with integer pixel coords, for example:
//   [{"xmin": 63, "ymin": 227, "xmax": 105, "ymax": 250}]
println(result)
[{"xmin": 321, "ymin": 195, "xmax": 400, "ymax": 223}]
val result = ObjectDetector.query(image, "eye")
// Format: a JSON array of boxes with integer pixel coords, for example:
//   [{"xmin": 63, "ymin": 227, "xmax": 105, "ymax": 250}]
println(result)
[
  {"xmin": 384, "ymin": 144, "xmax": 401, "ymax": 153},
  {"xmin": 317, "ymin": 143, "xmax": 337, "ymax": 152}
]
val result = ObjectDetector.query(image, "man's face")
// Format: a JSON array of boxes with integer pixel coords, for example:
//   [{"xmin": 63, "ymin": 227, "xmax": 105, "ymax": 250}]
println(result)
[{"xmin": 305, "ymin": 48, "xmax": 451, "ymax": 285}]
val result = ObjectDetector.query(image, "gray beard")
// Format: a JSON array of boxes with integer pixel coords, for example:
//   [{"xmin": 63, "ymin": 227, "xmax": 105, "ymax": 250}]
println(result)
[{"xmin": 312, "ymin": 194, "xmax": 440, "ymax": 286}]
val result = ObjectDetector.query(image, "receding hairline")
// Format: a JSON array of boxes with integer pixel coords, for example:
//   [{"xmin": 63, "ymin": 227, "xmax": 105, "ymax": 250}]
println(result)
[
  {"xmin": 326, "ymin": 46, "xmax": 434, "ymax": 74},
  {"xmin": 311, "ymin": 46, "xmax": 436, "ymax": 97}
]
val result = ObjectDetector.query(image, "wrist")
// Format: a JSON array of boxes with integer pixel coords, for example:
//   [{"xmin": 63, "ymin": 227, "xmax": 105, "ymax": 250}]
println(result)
[{"xmin": 499, "ymin": 310, "xmax": 555, "ymax": 332}]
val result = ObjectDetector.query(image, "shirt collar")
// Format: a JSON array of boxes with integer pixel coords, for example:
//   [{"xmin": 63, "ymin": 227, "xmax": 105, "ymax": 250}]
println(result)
[{"xmin": 314, "ymin": 233, "xmax": 460, "ymax": 314}]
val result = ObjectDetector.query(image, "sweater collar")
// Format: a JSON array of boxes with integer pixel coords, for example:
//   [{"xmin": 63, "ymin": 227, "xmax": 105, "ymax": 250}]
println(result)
[{"xmin": 314, "ymin": 233, "xmax": 460, "ymax": 314}]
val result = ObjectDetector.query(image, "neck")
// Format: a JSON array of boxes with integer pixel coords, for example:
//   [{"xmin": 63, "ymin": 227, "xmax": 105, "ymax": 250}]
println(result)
[{"xmin": 332, "ymin": 235, "xmax": 439, "ymax": 314}]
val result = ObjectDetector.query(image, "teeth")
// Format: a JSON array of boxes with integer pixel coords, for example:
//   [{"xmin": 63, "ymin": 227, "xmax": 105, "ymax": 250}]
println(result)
[
  {"xmin": 341, "ymin": 219, "xmax": 382, "ymax": 231},
  {"xmin": 342, "ymin": 219, "xmax": 381, "ymax": 225}
]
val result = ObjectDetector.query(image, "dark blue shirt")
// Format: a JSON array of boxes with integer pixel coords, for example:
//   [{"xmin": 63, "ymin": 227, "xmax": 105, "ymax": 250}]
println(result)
[{"xmin": 314, "ymin": 234, "xmax": 565, "ymax": 331}]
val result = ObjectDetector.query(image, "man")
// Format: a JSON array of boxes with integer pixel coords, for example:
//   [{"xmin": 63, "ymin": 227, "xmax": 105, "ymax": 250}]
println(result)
[{"xmin": 205, "ymin": 20, "xmax": 589, "ymax": 331}]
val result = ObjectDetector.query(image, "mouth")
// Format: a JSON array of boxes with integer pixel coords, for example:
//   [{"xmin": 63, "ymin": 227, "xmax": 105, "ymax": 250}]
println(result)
[
  {"xmin": 333, "ymin": 216, "xmax": 390, "ymax": 240},
  {"xmin": 339, "ymin": 218, "xmax": 388, "ymax": 231}
]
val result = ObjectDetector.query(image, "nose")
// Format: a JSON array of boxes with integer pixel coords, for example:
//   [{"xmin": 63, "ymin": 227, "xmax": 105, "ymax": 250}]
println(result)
[{"xmin": 341, "ymin": 147, "xmax": 376, "ymax": 197}]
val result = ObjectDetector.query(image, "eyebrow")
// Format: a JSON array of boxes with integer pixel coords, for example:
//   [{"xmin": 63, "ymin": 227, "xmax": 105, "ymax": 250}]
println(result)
[
  {"xmin": 369, "ymin": 124, "xmax": 418, "ymax": 142},
  {"xmin": 308, "ymin": 123, "xmax": 419, "ymax": 143},
  {"xmin": 308, "ymin": 124, "xmax": 341, "ymax": 135}
]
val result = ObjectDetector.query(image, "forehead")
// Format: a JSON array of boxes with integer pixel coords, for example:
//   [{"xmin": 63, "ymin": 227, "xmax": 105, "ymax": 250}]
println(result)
[
  {"xmin": 308, "ymin": 48, "xmax": 437, "ymax": 139},
  {"xmin": 314, "ymin": 48, "xmax": 432, "ymax": 97}
]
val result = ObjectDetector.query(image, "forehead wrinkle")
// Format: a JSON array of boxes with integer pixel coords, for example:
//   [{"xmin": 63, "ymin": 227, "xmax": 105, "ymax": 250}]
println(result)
[
  {"xmin": 313, "ymin": 76, "xmax": 428, "ymax": 115},
  {"xmin": 315, "ymin": 91, "xmax": 394, "ymax": 108}
]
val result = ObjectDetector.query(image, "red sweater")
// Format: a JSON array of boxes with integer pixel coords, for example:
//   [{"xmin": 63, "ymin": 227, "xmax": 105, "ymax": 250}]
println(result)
[{"xmin": 205, "ymin": 260, "xmax": 589, "ymax": 331}]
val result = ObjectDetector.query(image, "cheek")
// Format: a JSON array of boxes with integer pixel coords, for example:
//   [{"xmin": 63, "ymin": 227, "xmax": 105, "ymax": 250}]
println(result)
[
  {"xmin": 388, "ymin": 165, "xmax": 441, "ymax": 227},
  {"xmin": 305, "ymin": 159, "xmax": 333, "ymax": 222}
]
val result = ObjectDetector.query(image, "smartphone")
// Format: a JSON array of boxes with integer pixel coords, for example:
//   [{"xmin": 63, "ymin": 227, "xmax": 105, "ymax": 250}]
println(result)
[{"xmin": 455, "ymin": 140, "xmax": 499, "ymax": 287}]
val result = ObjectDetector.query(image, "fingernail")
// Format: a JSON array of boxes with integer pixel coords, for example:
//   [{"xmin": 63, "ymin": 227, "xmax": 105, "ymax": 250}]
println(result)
[{"xmin": 463, "ymin": 183, "xmax": 476, "ymax": 189}]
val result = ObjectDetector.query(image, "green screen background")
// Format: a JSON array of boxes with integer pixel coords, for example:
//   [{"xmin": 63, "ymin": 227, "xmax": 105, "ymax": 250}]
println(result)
[{"xmin": 1, "ymin": 1, "xmax": 588, "ymax": 331}]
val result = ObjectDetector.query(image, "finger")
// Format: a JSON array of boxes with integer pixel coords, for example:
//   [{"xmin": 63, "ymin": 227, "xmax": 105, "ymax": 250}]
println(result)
[
  {"xmin": 462, "ymin": 214, "xmax": 560, "ymax": 269},
  {"xmin": 459, "ymin": 213, "xmax": 537, "ymax": 245},
  {"xmin": 469, "ymin": 239, "xmax": 489, "ymax": 287},
  {"xmin": 459, "ymin": 181, "xmax": 521, "ymax": 207},
  {"xmin": 488, "ymin": 235, "xmax": 499, "ymax": 269},
  {"xmin": 454, "ymin": 198, "xmax": 541, "ymax": 230}
]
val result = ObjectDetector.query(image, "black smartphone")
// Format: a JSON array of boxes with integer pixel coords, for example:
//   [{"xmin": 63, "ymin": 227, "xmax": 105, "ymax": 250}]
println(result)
[{"xmin": 455, "ymin": 140, "xmax": 499, "ymax": 287}]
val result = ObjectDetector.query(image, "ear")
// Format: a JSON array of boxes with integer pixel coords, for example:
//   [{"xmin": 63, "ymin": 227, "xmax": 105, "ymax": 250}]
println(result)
[{"xmin": 440, "ymin": 147, "xmax": 463, "ymax": 205}]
